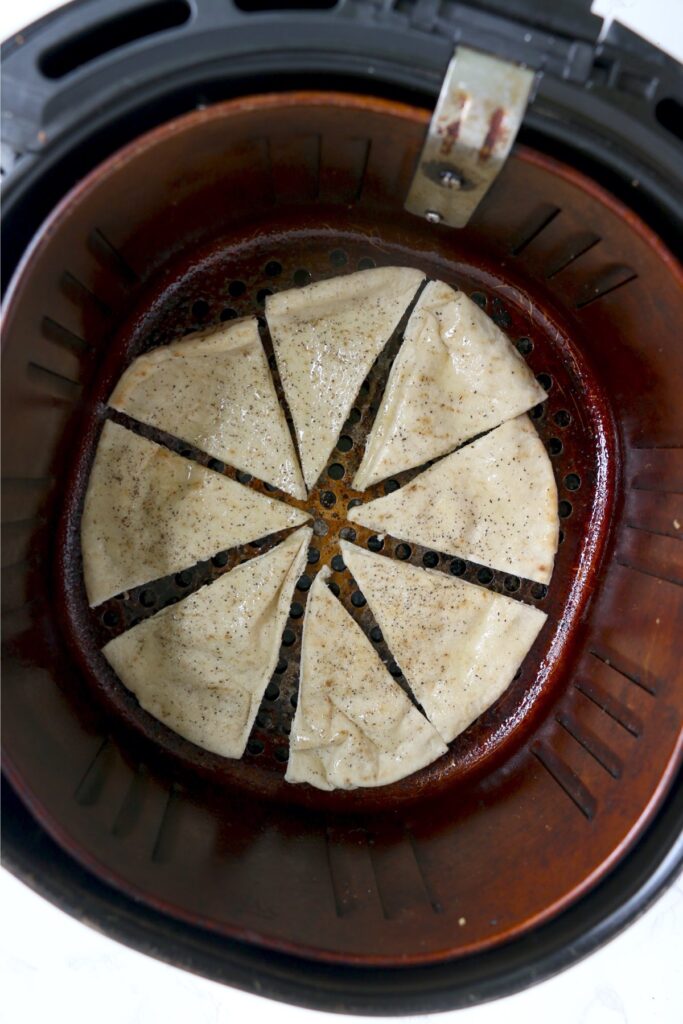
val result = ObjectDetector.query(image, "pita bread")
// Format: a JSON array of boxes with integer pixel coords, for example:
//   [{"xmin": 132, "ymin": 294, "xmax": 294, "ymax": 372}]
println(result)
[
  {"xmin": 353, "ymin": 281, "xmax": 547, "ymax": 489},
  {"xmin": 340, "ymin": 542, "xmax": 546, "ymax": 744},
  {"xmin": 285, "ymin": 568, "xmax": 447, "ymax": 790},
  {"xmin": 109, "ymin": 317, "xmax": 305, "ymax": 499},
  {"xmin": 103, "ymin": 527, "xmax": 312, "ymax": 759},
  {"xmin": 81, "ymin": 420, "xmax": 310, "ymax": 606},
  {"xmin": 350, "ymin": 415, "xmax": 558, "ymax": 584},
  {"xmin": 266, "ymin": 267, "xmax": 424, "ymax": 490}
]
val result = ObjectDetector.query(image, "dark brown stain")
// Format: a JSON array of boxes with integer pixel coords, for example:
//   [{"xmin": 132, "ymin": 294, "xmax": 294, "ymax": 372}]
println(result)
[
  {"xmin": 437, "ymin": 90, "xmax": 467, "ymax": 158},
  {"xmin": 479, "ymin": 106, "xmax": 506, "ymax": 163},
  {"xmin": 438, "ymin": 119, "xmax": 461, "ymax": 157}
]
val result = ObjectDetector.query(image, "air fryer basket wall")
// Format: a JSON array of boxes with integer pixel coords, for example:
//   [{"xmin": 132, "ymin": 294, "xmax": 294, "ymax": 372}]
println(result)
[
  {"xmin": 3, "ymin": 90, "xmax": 682, "ymax": 971},
  {"xmin": 3, "ymin": 0, "xmax": 682, "ymax": 286}
]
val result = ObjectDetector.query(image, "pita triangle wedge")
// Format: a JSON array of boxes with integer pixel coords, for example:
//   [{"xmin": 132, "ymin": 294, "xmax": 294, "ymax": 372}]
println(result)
[
  {"xmin": 286, "ymin": 568, "xmax": 446, "ymax": 791},
  {"xmin": 109, "ymin": 317, "xmax": 305, "ymax": 499},
  {"xmin": 350, "ymin": 415, "xmax": 558, "ymax": 585},
  {"xmin": 266, "ymin": 266, "xmax": 424, "ymax": 490},
  {"xmin": 341, "ymin": 542, "xmax": 546, "ymax": 744},
  {"xmin": 103, "ymin": 527, "xmax": 312, "ymax": 759},
  {"xmin": 81, "ymin": 420, "xmax": 309, "ymax": 605},
  {"xmin": 353, "ymin": 281, "xmax": 547, "ymax": 489}
]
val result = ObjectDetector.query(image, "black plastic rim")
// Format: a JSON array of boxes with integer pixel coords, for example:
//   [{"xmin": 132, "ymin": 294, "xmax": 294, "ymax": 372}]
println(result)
[{"xmin": 3, "ymin": 773, "xmax": 681, "ymax": 1015}]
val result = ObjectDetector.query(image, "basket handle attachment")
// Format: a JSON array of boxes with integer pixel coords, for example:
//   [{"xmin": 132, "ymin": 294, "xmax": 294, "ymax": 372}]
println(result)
[{"xmin": 405, "ymin": 46, "xmax": 535, "ymax": 229}]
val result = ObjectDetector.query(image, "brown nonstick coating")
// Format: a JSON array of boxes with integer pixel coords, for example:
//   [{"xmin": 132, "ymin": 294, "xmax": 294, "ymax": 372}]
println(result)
[{"xmin": 2, "ymin": 94, "xmax": 682, "ymax": 964}]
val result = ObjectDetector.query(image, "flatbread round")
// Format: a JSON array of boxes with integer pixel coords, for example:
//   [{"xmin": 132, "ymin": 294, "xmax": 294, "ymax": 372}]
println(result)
[
  {"xmin": 286, "ymin": 568, "xmax": 446, "ymax": 790},
  {"xmin": 353, "ymin": 281, "xmax": 547, "ymax": 489},
  {"xmin": 81, "ymin": 420, "xmax": 309, "ymax": 605},
  {"xmin": 341, "ymin": 542, "xmax": 547, "ymax": 744},
  {"xmin": 103, "ymin": 527, "xmax": 312, "ymax": 759},
  {"xmin": 350, "ymin": 415, "xmax": 558, "ymax": 585},
  {"xmin": 109, "ymin": 317, "xmax": 305, "ymax": 499},
  {"xmin": 266, "ymin": 267, "xmax": 424, "ymax": 490}
]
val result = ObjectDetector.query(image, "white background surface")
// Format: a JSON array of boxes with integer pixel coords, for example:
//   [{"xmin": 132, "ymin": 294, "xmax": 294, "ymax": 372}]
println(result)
[{"xmin": 2, "ymin": 1, "xmax": 682, "ymax": 1022}]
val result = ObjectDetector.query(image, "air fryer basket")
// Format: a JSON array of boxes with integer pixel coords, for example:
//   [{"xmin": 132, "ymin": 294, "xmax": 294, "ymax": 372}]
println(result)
[{"xmin": 3, "ymin": 89, "xmax": 682, "ymax": 989}]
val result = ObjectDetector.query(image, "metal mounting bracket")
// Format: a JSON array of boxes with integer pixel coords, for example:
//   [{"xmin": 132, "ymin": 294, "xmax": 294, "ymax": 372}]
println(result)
[{"xmin": 405, "ymin": 46, "xmax": 535, "ymax": 228}]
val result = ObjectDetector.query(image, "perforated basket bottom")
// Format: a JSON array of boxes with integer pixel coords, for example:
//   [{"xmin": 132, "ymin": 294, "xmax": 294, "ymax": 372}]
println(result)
[{"xmin": 59, "ymin": 213, "xmax": 611, "ymax": 811}]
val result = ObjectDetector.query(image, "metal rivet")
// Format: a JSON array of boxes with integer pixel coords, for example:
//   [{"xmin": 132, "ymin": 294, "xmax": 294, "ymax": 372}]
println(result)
[
  {"xmin": 439, "ymin": 169, "xmax": 463, "ymax": 189},
  {"xmin": 425, "ymin": 210, "xmax": 443, "ymax": 223}
]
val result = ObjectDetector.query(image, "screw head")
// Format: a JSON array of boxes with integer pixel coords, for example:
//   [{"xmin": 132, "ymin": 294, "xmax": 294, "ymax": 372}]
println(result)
[
  {"xmin": 425, "ymin": 210, "xmax": 443, "ymax": 223},
  {"xmin": 439, "ymin": 168, "xmax": 463, "ymax": 189}
]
